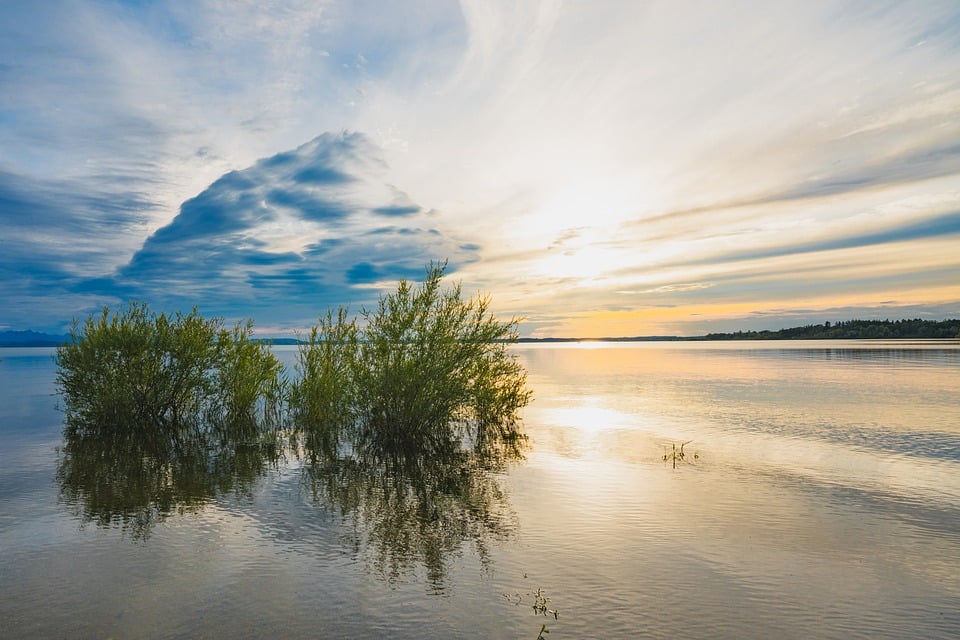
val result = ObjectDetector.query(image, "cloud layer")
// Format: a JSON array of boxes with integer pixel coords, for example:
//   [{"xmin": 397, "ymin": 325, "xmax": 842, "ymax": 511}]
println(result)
[
  {"xmin": 1, "ymin": 1, "xmax": 959, "ymax": 336},
  {"xmin": 98, "ymin": 132, "xmax": 475, "ymax": 327}
]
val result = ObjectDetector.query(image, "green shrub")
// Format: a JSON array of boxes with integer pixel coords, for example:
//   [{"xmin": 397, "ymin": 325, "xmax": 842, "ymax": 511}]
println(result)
[
  {"xmin": 57, "ymin": 262, "xmax": 531, "ymax": 459},
  {"xmin": 56, "ymin": 302, "xmax": 284, "ymax": 432},
  {"xmin": 56, "ymin": 303, "xmax": 220, "ymax": 427},
  {"xmin": 289, "ymin": 307, "xmax": 359, "ymax": 454},
  {"xmin": 291, "ymin": 261, "xmax": 532, "ymax": 456},
  {"xmin": 211, "ymin": 320, "xmax": 286, "ymax": 430}
]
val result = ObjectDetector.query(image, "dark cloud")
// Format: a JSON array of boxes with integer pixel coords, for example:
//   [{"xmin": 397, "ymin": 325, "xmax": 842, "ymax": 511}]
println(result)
[
  {"xmin": 609, "ymin": 210, "xmax": 960, "ymax": 287},
  {"xmin": 265, "ymin": 189, "xmax": 354, "ymax": 222},
  {"xmin": 372, "ymin": 204, "xmax": 421, "ymax": 216},
  {"xmin": 87, "ymin": 131, "xmax": 479, "ymax": 326},
  {"xmin": 370, "ymin": 184, "xmax": 423, "ymax": 217},
  {"xmin": 293, "ymin": 166, "xmax": 354, "ymax": 185},
  {"xmin": 346, "ymin": 261, "xmax": 424, "ymax": 285},
  {"xmin": 0, "ymin": 131, "xmax": 479, "ymax": 331},
  {"xmin": 346, "ymin": 262, "xmax": 384, "ymax": 284},
  {"xmin": 0, "ymin": 169, "xmax": 160, "ymax": 330},
  {"xmin": 0, "ymin": 169, "xmax": 153, "ymax": 236}
]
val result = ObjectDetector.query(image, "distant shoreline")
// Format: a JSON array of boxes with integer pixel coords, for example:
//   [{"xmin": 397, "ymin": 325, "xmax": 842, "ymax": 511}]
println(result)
[
  {"xmin": 2, "ymin": 336, "xmax": 958, "ymax": 348},
  {"xmin": 2, "ymin": 318, "xmax": 958, "ymax": 347},
  {"xmin": 519, "ymin": 318, "xmax": 960, "ymax": 342}
]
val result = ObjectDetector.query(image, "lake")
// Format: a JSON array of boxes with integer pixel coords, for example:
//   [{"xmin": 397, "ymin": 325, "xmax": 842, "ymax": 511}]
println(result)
[{"xmin": 1, "ymin": 341, "xmax": 959, "ymax": 639}]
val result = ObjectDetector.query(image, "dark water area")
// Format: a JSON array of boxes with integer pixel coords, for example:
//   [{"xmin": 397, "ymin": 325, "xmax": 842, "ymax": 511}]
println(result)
[{"xmin": 1, "ymin": 341, "xmax": 959, "ymax": 638}]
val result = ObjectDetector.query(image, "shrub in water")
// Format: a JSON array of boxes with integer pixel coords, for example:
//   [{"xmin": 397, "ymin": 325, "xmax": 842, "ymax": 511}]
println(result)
[
  {"xmin": 56, "ymin": 302, "xmax": 283, "ymax": 431},
  {"xmin": 290, "ymin": 308, "xmax": 359, "ymax": 430},
  {"xmin": 211, "ymin": 319, "xmax": 286, "ymax": 430},
  {"xmin": 289, "ymin": 307, "xmax": 359, "ymax": 454},
  {"xmin": 292, "ymin": 261, "xmax": 532, "ymax": 456},
  {"xmin": 57, "ymin": 262, "xmax": 530, "ymax": 458}
]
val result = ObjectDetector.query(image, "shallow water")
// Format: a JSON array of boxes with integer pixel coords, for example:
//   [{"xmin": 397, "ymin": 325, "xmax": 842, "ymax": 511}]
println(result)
[{"xmin": 1, "ymin": 341, "xmax": 959, "ymax": 638}]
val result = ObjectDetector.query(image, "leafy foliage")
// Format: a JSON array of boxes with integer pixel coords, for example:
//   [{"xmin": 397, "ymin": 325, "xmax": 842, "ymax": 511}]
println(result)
[
  {"xmin": 289, "ymin": 307, "xmax": 359, "ymax": 446},
  {"xmin": 211, "ymin": 319, "xmax": 286, "ymax": 429},
  {"xmin": 291, "ymin": 261, "xmax": 532, "ymax": 457},
  {"xmin": 55, "ymin": 303, "xmax": 286, "ymax": 539},
  {"xmin": 57, "ymin": 262, "xmax": 531, "ymax": 457},
  {"xmin": 56, "ymin": 302, "xmax": 283, "ymax": 430}
]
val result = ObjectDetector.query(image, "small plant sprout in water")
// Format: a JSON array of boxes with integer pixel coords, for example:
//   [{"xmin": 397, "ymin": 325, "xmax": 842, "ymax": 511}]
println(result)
[
  {"xmin": 503, "ymin": 577, "xmax": 559, "ymax": 638},
  {"xmin": 662, "ymin": 440, "xmax": 699, "ymax": 469},
  {"xmin": 502, "ymin": 586, "xmax": 558, "ymax": 618},
  {"xmin": 532, "ymin": 587, "xmax": 558, "ymax": 619}
]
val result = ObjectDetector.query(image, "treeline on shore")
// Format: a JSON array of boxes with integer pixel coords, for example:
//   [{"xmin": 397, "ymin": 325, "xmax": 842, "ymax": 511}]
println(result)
[{"xmin": 704, "ymin": 318, "xmax": 960, "ymax": 340}]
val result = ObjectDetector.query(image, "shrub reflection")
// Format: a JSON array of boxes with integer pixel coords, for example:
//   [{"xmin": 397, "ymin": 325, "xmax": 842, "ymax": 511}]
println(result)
[
  {"xmin": 300, "ymin": 430, "xmax": 524, "ymax": 586},
  {"xmin": 56, "ymin": 415, "xmax": 283, "ymax": 540},
  {"xmin": 57, "ymin": 413, "xmax": 524, "ymax": 586}
]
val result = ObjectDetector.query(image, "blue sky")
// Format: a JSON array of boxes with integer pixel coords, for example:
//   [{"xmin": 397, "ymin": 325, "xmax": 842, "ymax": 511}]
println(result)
[{"xmin": 1, "ymin": 1, "xmax": 959, "ymax": 337}]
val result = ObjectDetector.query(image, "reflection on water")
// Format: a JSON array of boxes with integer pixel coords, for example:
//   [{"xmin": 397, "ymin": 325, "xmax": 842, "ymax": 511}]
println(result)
[
  {"xmin": 300, "ymin": 441, "xmax": 521, "ymax": 587},
  {"xmin": 56, "ymin": 418, "xmax": 283, "ymax": 540},
  {"xmin": 510, "ymin": 341, "xmax": 960, "ymax": 639},
  {"xmin": 55, "ymin": 373, "xmax": 524, "ymax": 585},
  {"xmin": 517, "ymin": 341, "xmax": 960, "ymax": 513},
  {"xmin": 3, "ymin": 342, "xmax": 960, "ymax": 639}
]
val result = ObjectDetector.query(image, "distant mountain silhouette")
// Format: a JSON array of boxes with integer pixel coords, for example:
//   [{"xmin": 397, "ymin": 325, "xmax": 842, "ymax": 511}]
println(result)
[{"xmin": 0, "ymin": 330, "xmax": 69, "ymax": 347}]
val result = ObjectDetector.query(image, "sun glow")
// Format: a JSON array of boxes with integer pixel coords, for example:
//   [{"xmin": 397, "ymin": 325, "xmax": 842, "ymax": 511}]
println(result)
[
  {"xmin": 534, "ymin": 399, "xmax": 640, "ymax": 435},
  {"xmin": 541, "ymin": 175, "xmax": 654, "ymax": 227},
  {"xmin": 516, "ymin": 171, "xmax": 659, "ymax": 236},
  {"xmin": 530, "ymin": 242, "xmax": 630, "ymax": 281}
]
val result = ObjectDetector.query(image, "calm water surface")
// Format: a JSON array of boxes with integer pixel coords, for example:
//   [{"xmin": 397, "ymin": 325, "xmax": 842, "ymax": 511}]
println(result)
[{"xmin": 1, "ymin": 341, "xmax": 959, "ymax": 638}]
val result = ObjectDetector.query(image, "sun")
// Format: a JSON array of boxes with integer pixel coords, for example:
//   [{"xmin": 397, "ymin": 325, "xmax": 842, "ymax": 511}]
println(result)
[
  {"xmin": 519, "ymin": 174, "xmax": 661, "ymax": 281},
  {"xmin": 531, "ymin": 241, "xmax": 630, "ymax": 281}
]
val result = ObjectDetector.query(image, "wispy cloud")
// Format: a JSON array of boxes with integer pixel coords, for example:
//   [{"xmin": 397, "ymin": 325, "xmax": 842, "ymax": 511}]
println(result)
[{"xmin": 1, "ymin": 1, "xmax": 959, "ymax": 335}]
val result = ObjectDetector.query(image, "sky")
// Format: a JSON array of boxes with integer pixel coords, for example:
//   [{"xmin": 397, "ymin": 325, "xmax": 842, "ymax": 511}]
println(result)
[{"xmin": 1, "ymin": 0, "xmax": 959, "ymax": 338}]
